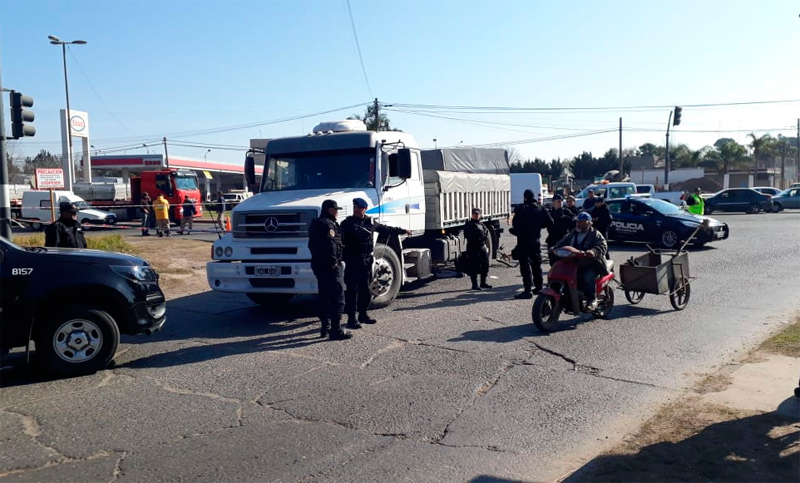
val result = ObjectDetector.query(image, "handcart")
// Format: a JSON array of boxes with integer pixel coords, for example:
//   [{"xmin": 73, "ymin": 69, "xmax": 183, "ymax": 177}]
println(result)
[{"xmin": 619, "ymin": 248, "xmax": 692, "ymax": 310}]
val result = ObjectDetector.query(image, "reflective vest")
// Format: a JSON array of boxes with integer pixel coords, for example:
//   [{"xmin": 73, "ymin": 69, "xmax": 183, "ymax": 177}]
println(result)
[
  {"xmin": 687, "ymin": 194, "xmax": 704, "ymax": 215},
  {"xmin": 153, "ymin": 197, "xmax": 170, "ymax": 220}
]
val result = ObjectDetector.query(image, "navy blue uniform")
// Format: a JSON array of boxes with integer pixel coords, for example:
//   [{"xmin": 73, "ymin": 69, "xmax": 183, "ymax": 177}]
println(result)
[
  {"xmin": 513, "ymin": 201, "xmax": 553, "ymax": 292},
  {"xmin": 463, "ymin": 219, "xmax": 491, "ymax": 286},
  {"xmin": 340, "ymin": 215, "xmax": 405, "ymax": 319},
  {"xmin": 45, "ymin": 219, "xmax": 87, "ymax": 249},
  {"xmin": 308, "ymin": 213, "xmax": 345, "ymax": 330}
]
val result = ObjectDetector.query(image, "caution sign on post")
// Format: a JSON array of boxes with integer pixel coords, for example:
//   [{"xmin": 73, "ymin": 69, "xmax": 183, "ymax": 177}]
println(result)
[{"xmin": 35, "ymin": 168, "xmax": 65, "ymax": 190}]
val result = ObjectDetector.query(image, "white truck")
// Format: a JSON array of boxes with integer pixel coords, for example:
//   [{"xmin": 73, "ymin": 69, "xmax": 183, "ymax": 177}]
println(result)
[
  {"xmin": 19, "ymin": 190, "xmax": 117, "ymax": 231},
  {"xmin": 510, "ymin": 173, "xmax": 544, "ymax": 206},
  {"xmin": 207, "ymin": 120, "xmax": 511, "ymax": 308}
]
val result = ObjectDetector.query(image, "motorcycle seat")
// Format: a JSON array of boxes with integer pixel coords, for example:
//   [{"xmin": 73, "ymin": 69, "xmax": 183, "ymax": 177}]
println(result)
[{"xmin": 605, "ymin": 259, "xmax": 615, "ymax": 272}]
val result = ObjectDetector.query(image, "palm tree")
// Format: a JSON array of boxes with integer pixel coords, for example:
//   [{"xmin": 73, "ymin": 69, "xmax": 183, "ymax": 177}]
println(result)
[
  {"xmin": 718, "ymin": 141, "xmax": 748, "ymax": 174},
  {"xmin": 747, "ymin": 133, "xmax": 773, "ymax": 171}
]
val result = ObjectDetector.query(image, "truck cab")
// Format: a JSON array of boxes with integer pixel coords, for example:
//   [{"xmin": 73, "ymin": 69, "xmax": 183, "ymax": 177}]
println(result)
[{"xmin": 134, "ymin": 169, "xmax": 203, "ymax": 222}]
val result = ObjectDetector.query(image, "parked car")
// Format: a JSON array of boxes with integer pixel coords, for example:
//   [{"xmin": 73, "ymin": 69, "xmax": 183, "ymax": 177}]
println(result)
[
  {"xmin": 771, "ymin": 187, "xmax": 800, "ymax": 212},
  {"xmin": 703, "ymin": 188, "xmax": 773, "ymax": 214},
  {"xmin": 753, "ymin": 187, "xmax": 782, "ymax": 197},
  {"xmin": 0, "ymin": 236, "xmax": 166, "ymax": 376},
  {"xmin": 606, "ymin": 198, "xmax": 729, "ymax": 249}
]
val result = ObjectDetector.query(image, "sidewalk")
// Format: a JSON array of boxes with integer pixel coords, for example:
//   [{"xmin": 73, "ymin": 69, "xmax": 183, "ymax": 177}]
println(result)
[{"xmin": 564, "ymin": 320, "xmax": 800, "ymax": 482}]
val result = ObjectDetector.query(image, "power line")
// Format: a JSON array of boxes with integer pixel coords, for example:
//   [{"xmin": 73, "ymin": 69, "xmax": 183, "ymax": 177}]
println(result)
[
  {"xmin": 390, "ymin": 98, "xmax": 800, "ymax": 113},
  {"xmin": 68, "ymin": 47, "xmax": 140, "ymax": 137},
  {"xmin": 345, "ymin": 0, "xmax": 373, "ymax": 98}
]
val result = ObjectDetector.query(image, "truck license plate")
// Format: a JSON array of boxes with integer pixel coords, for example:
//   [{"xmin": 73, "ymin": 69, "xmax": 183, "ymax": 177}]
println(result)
[{"xmin": 255, "ymin": 265, "xmax": 281, "ymax": 277}]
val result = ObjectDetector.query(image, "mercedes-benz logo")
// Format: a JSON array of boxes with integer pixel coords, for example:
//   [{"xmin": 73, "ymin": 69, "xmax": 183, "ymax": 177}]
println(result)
[{"xmin": 264, "ymin": 217, "xmax": 280, "ymax": 232}]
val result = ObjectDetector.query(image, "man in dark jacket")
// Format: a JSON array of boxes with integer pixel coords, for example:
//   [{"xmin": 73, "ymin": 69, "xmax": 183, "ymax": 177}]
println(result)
[
  {"xmin": 340, "ymin": 198, "xmax": 410, "ymax": 328},
  {"xmin": 45, "ymin": 202, "xmax": 87, "ymax": 249},
  {"xmin": 582, "ymin": 189, "xmax": 597, "ymax": 211},
  {"xmin": 512, "ymin": 189, "xmax": 554, "ymax": 299},
  {"xmin": 591, "ymin": 197, "xmax": 612, "ymax": 239},
  {"xmin": 178, "ymin": 195, "xmax": 197, "ymax": 235},
  {"xmin": 308, "ymin": 199, "xmax": 352, "ymax": 340},
  {"xmin": 463, "ymin": 208, "xmax": 492, "ymax": 291},
  {"xmin": 545, "ymin": 194, "xmax": 574, "ymax": 265},
  {"xmin": 552, "ymin": 212, "xmax": 608, "ymax": 311}
]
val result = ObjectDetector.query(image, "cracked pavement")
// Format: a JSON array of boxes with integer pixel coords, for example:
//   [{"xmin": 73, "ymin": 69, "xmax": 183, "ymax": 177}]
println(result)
[{"xmin": 2, "ymin": 213, "xmax": 800, "ymax": 481}]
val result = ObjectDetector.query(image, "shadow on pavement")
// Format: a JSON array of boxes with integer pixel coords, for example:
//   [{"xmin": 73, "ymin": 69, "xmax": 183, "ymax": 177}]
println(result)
[
  {"xmin": 448, "ymin": 322, "xmax": 533, "ymax": 344},
  {"xmin": 565, "ymin": 406, "xmax": 799, "ymax": 482}
]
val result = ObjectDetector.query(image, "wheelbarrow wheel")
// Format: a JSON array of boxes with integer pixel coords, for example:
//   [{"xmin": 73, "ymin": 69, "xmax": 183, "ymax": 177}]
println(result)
[
  {"xmin": 624, "ymin": 290, "xmax": 645, "ymax": 305},
  {"xmin": 669, "ymin": 277, "xmax": 691, "ymax": 310}
]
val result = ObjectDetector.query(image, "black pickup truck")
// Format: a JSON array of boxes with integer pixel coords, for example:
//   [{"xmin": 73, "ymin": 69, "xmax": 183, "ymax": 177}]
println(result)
[{"xmin": 0, "ymin": 236, "xmax": 166, "ymax": 377}]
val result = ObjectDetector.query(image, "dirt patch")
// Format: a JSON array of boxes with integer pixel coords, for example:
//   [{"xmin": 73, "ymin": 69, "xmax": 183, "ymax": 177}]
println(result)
[
  {"xmin": 693, "ymin": 373, "xmax": 734, "ymax": 394},
  {"xmin": 568, "ymin": 397, "xmax": 799, "ymax": 482},
  {"xmin": 126, "ymin": 238, "xmax": 213, "ymax": 300}
]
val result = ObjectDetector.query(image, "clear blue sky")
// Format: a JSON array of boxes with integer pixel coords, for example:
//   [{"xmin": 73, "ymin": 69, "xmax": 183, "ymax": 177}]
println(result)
[{"xmin": 2, "ymin": 0, "xmax": 800, "ymax": 166}]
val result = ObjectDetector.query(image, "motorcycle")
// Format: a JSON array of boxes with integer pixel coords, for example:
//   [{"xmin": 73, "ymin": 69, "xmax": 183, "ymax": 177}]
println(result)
[{"xmin": 531, "ymin": 247, "xmax": 616, "ymax": 332}]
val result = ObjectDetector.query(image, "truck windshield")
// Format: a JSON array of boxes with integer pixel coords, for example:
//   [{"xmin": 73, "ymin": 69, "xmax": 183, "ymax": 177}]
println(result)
[
  {"xmin": 262, "ymin": 149, "xmax": 375, "ymax": 191},
  {"xmin": 175, "ymin": 176, "xmax": 198, "ymax": 190}
]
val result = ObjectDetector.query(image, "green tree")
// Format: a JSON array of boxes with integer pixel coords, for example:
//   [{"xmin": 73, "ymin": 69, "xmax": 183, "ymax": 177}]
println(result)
[
  {"xmin": 348, "ymin": 104, "xmax": 399, "ymax": 132},
  {"xmin": 549, "ymin": 159, "xmax": 565, "ymax": 180},
  {"xmin": 571, "ymin": 151, "xmax": 596, "ymax": 180},
  {"xmin": 637, "ymin": 143, "xmax": 658, "ymax": 157},
  {"xmin": 716, "ymin": 141, "xmax": 748, "ymax": 174},
  {"xmin": 747, "ymin": 133, "xmax": 773, "ymax": 170},
  {"xmin": 23, "ymin": 150, "xmax": 61, "ymax": 174}
]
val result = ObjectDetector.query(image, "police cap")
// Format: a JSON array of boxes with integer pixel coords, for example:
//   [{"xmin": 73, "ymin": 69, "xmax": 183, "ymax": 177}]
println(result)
[
  {"xmin": 59, "ymin": 201, "xmax": 78, "ymax": 213},
  {"xmin": 321, "ymin": 199, "xmax": 342, "ymax": 211}
]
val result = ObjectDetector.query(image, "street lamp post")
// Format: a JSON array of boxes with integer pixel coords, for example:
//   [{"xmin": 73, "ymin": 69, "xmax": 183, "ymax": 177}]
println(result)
[
  {"xmin": 49, "ymin": 35, "xmax": 87, "ymax": 190},
  {"xmin": 204, "ymin": 149, "xmax": 211, "ymax": 162}
]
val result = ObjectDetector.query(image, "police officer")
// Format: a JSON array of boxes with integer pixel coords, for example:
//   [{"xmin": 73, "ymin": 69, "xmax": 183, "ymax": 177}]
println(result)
[
  {"xmin": 591, "ymin": 196, "xmax": 612, "ymax": 240},
  {"xmin": 340, "ymin": 198, "xmax": 410, "ymax": 328},
  {"xmin": 45, "ymin": 202, "xmax": 88, "ymax": 248},
  {"xmin": 545, "ymin": 194, "xmax": 573, "ymax": 265},
  {"xmin": 308, "ymin": 199, "xmax": 352, "ymax": 340},
  {"xmin": 512, "ymin": 189, "xmax": 553, "ymax": 299},
  {"xmin": 463, "ymin": 207, "xmax": 491, "ymax": 291}
]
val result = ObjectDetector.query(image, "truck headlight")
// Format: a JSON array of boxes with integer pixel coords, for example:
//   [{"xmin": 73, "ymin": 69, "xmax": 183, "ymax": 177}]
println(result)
[
  {"xmin": 224, "ymin": 247, "xmax": 233, "ymax": 257},
  {"xmin": 111, "ymin": 265, "xmax": 159, "ymax": 282},
  {"xmin": 215, "ymin": 246, "xmax": 224, "ymax": 257}
]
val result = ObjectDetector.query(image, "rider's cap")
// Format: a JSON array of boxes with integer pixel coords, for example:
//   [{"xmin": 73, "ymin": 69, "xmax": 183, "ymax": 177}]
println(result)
[
  {"xmin": 576, "ymin": 212, "xmax": 592, "ymax": 222},
  {"xmin": 352, "ymin": 198, "xmax": 368, "ymax": 208},
  {"xmin": 321, "ymin": 199, "xmax": 342, "ymax": 211}
]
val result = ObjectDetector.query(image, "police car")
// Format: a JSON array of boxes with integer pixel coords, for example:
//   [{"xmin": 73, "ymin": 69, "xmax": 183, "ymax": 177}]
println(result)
[{"xmin": 607, "ymin": 197, "xmax": 729, "ymax": 248}]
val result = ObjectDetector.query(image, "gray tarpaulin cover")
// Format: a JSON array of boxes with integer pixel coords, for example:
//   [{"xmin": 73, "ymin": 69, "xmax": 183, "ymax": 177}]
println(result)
[{"xmin": 421, "ymin": 148, "xmax": 509, "ymax": 175}]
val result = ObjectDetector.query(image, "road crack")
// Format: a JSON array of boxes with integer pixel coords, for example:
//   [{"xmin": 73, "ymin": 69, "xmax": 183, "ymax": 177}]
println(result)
[
  {"xmin": 108, "ymin": 451, "xmax": 127, "ymax": 483},
  {"xmin": 149, "ymin": 380, "xmax": 243, "ymax": 427},
  {"xmin": 2, "ymin": 407, "xmax": 65, "ymax": 462},
  {"xmin": 360, "ymin": 341, "xmax": 406, "ymax": 369}
]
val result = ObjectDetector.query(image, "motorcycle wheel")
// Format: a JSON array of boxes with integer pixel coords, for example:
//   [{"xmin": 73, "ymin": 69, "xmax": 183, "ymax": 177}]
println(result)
[
  {"xmin": 532, "ymin": 294, "xmax": 561, "ymax": 332},
  {"xmin": 592, "ymin": 285, "xmax": 615, "ymax": 319},
  {"xmin": 624, "ymin": 290, "xmax": 645, "ymax": 305},
  {"xmin": 669, "ymin": 277, "xmax": 691, "ymax": 310}
]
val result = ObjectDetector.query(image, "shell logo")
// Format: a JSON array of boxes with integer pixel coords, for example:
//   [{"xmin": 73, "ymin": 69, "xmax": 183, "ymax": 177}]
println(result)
[{"xmin": 70, "ymin": 116, "xmax": 86, "ymax": 132}]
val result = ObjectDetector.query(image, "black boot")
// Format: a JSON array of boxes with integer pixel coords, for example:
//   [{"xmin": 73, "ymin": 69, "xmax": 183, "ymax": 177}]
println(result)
[
  {"xmin": 358, "ymin": 313, "xmax": 377, "ymax": 324},
  {"xmin": 346, "ymin": 315, "xmax": 362, "ymax": 330},
  {"xmin": 328, "ymin": 319, "xmax": 352, "ymax": 340},
  {"xmin": 320, "ymin": 319, "xmax": 330, "ymax": 338},
  {"xmin": 470, "ymin": 275, "xmax": 481, "ymax": 291},
  {"xmin": 480, "ymin": 274, "xmax": 492, "ymax": 289}
]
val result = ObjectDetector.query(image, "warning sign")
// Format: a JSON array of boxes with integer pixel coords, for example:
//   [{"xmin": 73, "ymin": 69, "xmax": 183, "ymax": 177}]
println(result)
[{"xmin": 35, "ymin": 168, "xmax": 65, "ymax": 189}]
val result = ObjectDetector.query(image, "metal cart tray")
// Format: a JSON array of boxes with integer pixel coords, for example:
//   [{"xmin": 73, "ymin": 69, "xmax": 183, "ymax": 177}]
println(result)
[{"xmin": 619, "ymin": 250, "xmax": 690, "ymax": 295}]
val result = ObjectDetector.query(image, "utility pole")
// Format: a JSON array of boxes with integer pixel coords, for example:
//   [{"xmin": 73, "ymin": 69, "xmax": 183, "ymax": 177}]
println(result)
[
  {"xmin": 618, "ymin": 117, "xmax": 623, "ymax": 178},
  {"xmin": 0, "ymin": 56, "xmax": 11, "ymax": 239},
  {"xmin": 373, "ymin": 98, "xmax": 379, "ymax": 132},
  {"xmin": 665, "ymin": 110, "xmax": 673, "ymax": 188},
  {"xmin": 163, "ymin": 137, "xmax": 169, "ymax": 169}
]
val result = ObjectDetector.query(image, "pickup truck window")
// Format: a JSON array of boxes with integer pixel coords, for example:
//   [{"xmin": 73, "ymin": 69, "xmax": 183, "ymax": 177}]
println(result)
[{"xmin": 263, "ymin": 149, "xmax": 374, "ymax": 191}]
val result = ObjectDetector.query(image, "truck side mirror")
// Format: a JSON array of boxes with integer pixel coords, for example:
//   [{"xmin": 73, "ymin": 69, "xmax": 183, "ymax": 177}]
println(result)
[
  {"xmin": 397, "ymin": 149, "xmax": 412, "ymax": 179},
  {"xmin": 245, "ymin": 155, "xmax": 260, "ymax": 193}
]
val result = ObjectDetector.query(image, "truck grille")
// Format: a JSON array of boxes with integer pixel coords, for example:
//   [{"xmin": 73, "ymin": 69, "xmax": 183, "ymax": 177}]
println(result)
[{"xmin": 233, "ymin": 210, "xmax": 316, "ymax": 238}]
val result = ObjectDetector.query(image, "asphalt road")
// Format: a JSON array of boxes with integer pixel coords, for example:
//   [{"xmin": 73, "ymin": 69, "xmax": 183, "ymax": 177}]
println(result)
[{"xmin": 2, "ymin": 211, "xmax": 800, "ymax": 482}]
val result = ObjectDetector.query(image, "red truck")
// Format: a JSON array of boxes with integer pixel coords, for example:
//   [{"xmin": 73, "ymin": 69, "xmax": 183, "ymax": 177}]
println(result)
[{"xmin": 74, "ymin": 168, "xmax": 203, "ymax": 222}]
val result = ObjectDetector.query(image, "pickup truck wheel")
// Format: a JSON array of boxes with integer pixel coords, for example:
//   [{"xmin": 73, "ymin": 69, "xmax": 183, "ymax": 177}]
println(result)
[
  {"xmin": 246, "ymin": 293, "xmax": 293, "ymax": 306},
  {"xmin": 35, "ymin": 307, "xmax": 120, "ymax": 377},
  {"xmin": 369, "ymin": 243, "xmax": 401, "ymax": 309}
]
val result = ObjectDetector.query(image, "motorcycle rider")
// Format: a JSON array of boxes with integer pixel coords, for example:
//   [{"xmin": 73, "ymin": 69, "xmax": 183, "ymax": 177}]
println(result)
[
  {"xmin": 545, "ymin": 194, "xmax": 574, "ymax": 266},
  {"xmin": 551, "ymin": 212, "xmax": 608, "ymax": 311}
]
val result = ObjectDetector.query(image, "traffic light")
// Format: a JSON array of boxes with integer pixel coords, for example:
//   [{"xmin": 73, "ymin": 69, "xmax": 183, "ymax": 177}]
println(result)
[
  {"xmin": 673, "ymin": 106, "xmax": 682, "ymax": 126},
  {"xmin": 10, "ymin": 91, "xmax": 35, "ymax": 138}
]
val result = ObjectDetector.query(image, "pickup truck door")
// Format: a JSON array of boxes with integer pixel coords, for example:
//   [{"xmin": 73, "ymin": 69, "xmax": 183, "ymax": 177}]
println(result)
[{"xmin": 0, "ymin": 246, "xmax": 35, "ymax": 344}]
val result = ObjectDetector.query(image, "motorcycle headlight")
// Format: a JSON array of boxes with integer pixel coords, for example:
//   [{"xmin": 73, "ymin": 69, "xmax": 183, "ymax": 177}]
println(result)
[{"xmin": 111, "ymin": 265, "xmax": 159, "ymax": 282}]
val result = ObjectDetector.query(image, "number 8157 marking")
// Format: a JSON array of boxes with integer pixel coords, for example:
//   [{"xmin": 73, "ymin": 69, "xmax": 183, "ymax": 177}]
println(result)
[{"xmin": 11, "ymin": 268, "xmax": 33, "ymax": 276}]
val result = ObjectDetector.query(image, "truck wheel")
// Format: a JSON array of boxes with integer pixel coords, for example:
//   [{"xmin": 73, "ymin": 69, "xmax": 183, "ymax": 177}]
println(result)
[
  {"xmin": 35, "ymin": 307, "xmax": 120, "ymax": 377},
  {"xmin": 370, "ymin": 243, "xmax": 401, "ymax": 309},
  {"xmin": 246, "ymin": 293, "xmax": 293, "ymax": 306}
]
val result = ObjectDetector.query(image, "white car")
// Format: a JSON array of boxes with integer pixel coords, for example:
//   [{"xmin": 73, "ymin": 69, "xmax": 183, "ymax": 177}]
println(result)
[{"xmin": 21, "ymin": 190, "xmax": 117, "ymax": 229}]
